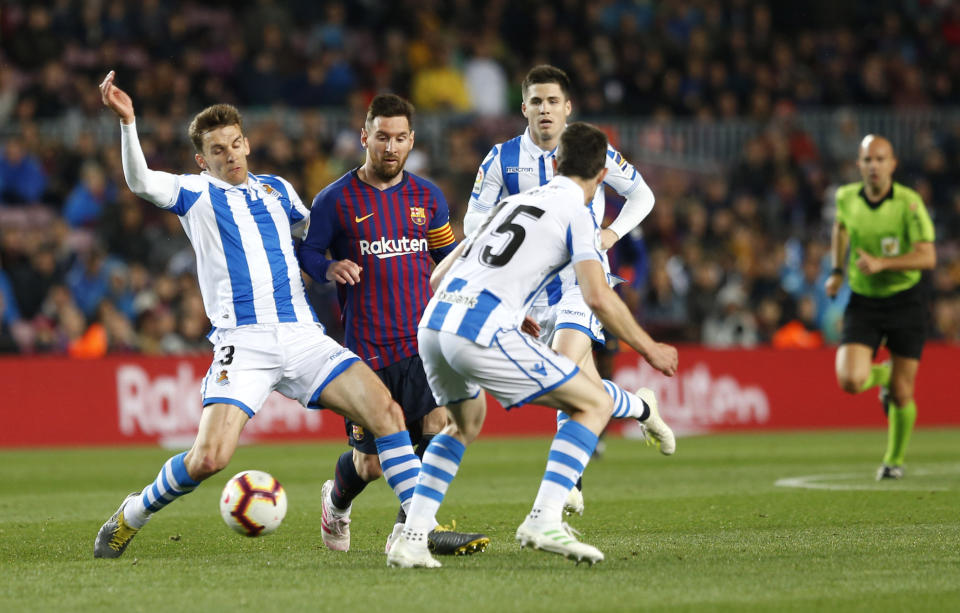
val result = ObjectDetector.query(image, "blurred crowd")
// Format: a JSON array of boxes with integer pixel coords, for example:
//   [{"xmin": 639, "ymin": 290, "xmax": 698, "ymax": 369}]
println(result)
[{"xmin": 1, "ymin": 0, "xmax": 960, "ymax": 356}]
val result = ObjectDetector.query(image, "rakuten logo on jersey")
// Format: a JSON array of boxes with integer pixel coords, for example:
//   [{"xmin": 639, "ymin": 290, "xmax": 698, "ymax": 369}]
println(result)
[{"xmin": 359, "ymin": 237, "xmax": 428, "ymax": 259}]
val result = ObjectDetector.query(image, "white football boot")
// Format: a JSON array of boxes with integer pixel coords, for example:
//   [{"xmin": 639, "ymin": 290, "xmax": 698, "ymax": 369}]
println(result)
[
  {"xmin": 515, "ymin": 517, "xmax": 604, "ymax": 565},
  {"xmin": 384, "ymin": 522, "xmax": 404, "ymax": 554},
  {"xmin": 387, "ymin": 531, "xmax": 442, "ymax": 568},
  {"xmin": 320, "ymin": 480, "xmax": 351, "ymax": 551},
  {"xmin": 636, "ymin": 387, "xmax": 676, "ymax": 455}
]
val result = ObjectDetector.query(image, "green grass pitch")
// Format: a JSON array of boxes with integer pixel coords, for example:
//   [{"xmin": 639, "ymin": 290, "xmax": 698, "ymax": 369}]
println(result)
[{"xmin": 2, "ymin": 429, "xmax": 959, "ymax": 612}]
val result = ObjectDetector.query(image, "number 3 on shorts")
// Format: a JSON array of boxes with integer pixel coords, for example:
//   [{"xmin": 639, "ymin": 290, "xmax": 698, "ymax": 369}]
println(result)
[{"xmin": 219, "ymin": 345, "xmax": 236, "ymax": 365}]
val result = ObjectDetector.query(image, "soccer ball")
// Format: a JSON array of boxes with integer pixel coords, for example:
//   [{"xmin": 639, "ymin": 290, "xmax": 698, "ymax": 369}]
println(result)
[{"xmin": 219, "ymin": 470, "xmax": 287, "ymax": 537}]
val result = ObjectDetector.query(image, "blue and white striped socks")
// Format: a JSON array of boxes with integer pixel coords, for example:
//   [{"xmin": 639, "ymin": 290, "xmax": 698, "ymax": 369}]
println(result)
[
  {"xmin": 403, "ymin": 434, "xmax": 465, "ymax": 533},
  {"xmin": 603, "ymin": 380, "xmax": 650, "ymax": 420},
  {"xmin": 375, "ymin": 431, "xmax": 422, "ymax": 514},
  {"xmin": 555, "ymin": 380, "xmax": 649, "ymax": 429},
  {"xmin": 531, "ymin": 421, "xmax": 598, "ymax": 522},
  {"xmin": 125, "ymin": 451, "xmax": 200, "ymax": 529}
]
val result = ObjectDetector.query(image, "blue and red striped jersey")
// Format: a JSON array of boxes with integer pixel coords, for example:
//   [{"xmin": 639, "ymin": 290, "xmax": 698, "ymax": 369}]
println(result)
[{"xmin": 299, "ymin": 169, "xmax": 457, "ymax": 369}]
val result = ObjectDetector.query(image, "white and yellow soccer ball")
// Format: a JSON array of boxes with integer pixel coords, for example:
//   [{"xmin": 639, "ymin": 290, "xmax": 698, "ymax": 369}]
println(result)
[{"xmin": 219, "ymin": 470, "xmax": 287, "ymax": 537}]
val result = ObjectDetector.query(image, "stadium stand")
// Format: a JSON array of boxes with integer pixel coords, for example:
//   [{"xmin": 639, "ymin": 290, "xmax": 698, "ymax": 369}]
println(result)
[{"xmin": 1, "ymin": 1, "xmax": 959, "ymax": 354}]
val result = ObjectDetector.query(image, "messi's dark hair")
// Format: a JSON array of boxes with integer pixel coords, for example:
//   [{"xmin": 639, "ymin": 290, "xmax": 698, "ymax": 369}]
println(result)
[{"xmin": 366, "ymin": 94, "xmax": 415, "ymax": 129}]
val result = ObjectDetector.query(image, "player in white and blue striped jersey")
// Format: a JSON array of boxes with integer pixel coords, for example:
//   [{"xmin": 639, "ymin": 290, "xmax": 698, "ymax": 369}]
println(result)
[
  {"xmin": 464, "ymin": 65, "xmax": 654, "ymax": 330},
  {"xmin": 93, "ymin": 71, "xmax": 423, "ymax": 559},
  {"xmin": 463, "ymin": 65, "xmax": 673, "ymax": 516},
  {"xmin": 387, "ymin": 124, "xmax": 679, "ymax": 568}
]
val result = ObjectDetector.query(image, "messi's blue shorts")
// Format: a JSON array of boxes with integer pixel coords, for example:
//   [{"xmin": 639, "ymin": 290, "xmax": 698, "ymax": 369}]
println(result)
[{"xmin": 344, "ymin": 354, "xmax": 437, "ymax": 454}]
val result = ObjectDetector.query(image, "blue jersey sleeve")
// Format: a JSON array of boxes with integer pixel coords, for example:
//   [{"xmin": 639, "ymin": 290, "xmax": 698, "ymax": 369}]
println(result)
[{"xmin": 297, "ymin": 188, "xmax": 339, "ymax": 282}]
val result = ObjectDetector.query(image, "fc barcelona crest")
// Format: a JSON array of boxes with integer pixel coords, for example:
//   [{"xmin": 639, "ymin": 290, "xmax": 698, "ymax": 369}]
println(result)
[{"xmin": 410, "ymin": 206, "xmax": 427, "ymax": 225}]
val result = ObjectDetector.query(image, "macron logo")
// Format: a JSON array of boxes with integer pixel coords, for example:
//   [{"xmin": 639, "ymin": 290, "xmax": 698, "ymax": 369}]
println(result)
[{"xmin": 359, "ymin": 236, "xmax": 429, "ymax": 259}]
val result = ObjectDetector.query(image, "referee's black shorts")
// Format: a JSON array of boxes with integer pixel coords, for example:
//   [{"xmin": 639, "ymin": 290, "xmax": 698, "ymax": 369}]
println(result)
[
  {"xmin": 841, "ymin": 283, "xmax": 928, "ymax": 359},
  {"xmin": 344, "ymin": 354, "xmax": 438, "ymax": 454}
]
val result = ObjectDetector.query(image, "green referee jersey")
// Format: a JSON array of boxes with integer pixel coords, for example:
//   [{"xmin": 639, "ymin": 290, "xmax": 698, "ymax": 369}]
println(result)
[{"xmin": 835, "ymin": 181, "xmax": 935, "ymax": 297}]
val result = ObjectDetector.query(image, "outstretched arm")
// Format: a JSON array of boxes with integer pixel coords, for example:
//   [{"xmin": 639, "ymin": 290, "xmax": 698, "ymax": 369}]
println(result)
[
  {"xmin": 574, "ymin": 259, "xmax": 678, "ymax": 376},
  {"xmin": 100, "ymin": 71, "xmax": 179, "ymax": 208}
]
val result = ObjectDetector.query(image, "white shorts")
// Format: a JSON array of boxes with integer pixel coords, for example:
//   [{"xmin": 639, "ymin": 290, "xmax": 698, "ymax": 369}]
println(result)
[
  {"xmin": 417, "ymin": 327, "xmax": 579, "ymax": 410},
  {"xmin": 201, "ymin": 322, "xmax": 360, "ymax": 417},
  {"xmin": 529, "ymin": 287, "xmax": 604, "ymax": 346}
]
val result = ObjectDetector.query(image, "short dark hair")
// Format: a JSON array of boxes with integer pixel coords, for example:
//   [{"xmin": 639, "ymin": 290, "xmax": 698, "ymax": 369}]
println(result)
[
  {"xmin": 522, "ymin": 65, "xmax": 571, "ymax": 100},
  {"xmin": 189, "ymin": 104, "xmax": 243, "ymax": 153},
  {"xmin": 365, "ymin": 94, "xmax": 415, "ymax": 130},
  {"xmin": 556, "ymin": 123, "xmax": 608, "ymax": 179}
]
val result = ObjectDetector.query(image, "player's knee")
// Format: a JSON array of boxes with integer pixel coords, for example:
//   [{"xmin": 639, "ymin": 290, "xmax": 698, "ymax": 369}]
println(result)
[
  {"xmin": 451, "ymin": 412, "xmax": 482, "ymax": 445},
  {"xmin": 567, "ymin": 393, "xmax": 613, "ymax": 421},
  {"xmin": 354, "ymin": 451, "xmax": 383, "ymax": 481},
  {"xmin": 889, "ymin": 383, "xmax": 913, "ymax": 408},
  {"xmin": 422, "ymin": 406, "xmax": 449, "ymax": 435},
  {"xmin": 837, "ymin": 374, "xmax": 864, "ymax": 395},
  {"xmin": 185, "ymin": 448, "xmax": 231, "ymax": 481},
  {"xmin": 596, "ymin": 393, "xmax": 615, "ymax": 420},
  {"xmin": 364, "ymin": 396, "xmax": 405, "ymax": 437}
]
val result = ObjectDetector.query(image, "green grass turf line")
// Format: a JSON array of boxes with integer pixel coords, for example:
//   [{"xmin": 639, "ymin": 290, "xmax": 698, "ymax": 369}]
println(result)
[{"xmin": 1, "ymin": 429, "xmax": 959, "ymax": 612}]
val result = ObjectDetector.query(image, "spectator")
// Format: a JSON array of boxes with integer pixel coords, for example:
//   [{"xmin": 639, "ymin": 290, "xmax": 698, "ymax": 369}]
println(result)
[
  {"xmin": 63, "ymin": 162, "xmax": 116, "ymax": 227},
  {"xmin": 9, "ymin": 243, "xmax": 63, "ymax": 320},
  {"xmin": 703, "ymin": 284, "xmax": 759, "ymax": 348},
  {"xmin": 410, "ymin": 36, "xmax": 470, "ymax": 112},
  {"xmin": 772, "ymin": 295, "xmax": 825, "ymax": 349},
  {"xmin": 640, "ymin": 266, "xmax": 687, "ymax": 341},
  {"xmin": 463, "ymin": 34, "xmax": 509, "ymax": 117},
  {"xmin": 0, "ymin": 137, "xmax": 47, "ymax": 203},
  {"xmin": 65, "ymin": 246, "xmax": 111, "ymax": 319},
  {"xmin": 0, "ymin": 1, "xmax": 958, "ymax": 353},
  {"xmin": 100, "ymin": 191, "xmax": 152, "ymax": 266}
]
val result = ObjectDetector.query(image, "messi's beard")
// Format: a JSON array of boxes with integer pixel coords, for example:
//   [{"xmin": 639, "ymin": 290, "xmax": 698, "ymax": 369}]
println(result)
[{"xmin": 371, "ymin": 152, "xmax": 408, "ymax": 182}]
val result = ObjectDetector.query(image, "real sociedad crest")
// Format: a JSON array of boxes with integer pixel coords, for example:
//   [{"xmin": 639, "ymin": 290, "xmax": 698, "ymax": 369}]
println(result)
[{"xmin": 410, "ymin": 206, "xmax": 426, "ymax": 225}]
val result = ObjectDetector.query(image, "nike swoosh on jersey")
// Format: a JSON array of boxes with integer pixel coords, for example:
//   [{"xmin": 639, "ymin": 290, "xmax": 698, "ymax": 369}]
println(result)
[{"xmin": 355, "ymin": 213, "xmax": 375, "ymax": 223}]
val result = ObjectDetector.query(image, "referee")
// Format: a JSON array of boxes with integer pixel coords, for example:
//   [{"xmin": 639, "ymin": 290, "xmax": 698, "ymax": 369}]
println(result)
[{"xmin": 825, "ymin": 134, "xmax": 936, "ymax": 480}]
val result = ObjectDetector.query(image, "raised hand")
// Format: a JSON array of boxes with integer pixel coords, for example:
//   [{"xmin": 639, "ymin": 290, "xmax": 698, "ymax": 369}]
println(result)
[{"xmin": 99, "ymin": 70, "xmax": 135, "ymax": 124}]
